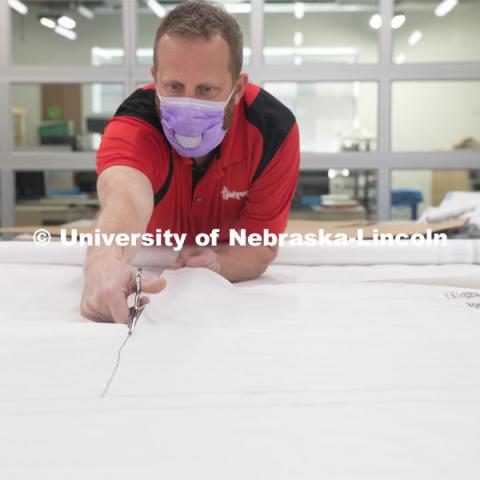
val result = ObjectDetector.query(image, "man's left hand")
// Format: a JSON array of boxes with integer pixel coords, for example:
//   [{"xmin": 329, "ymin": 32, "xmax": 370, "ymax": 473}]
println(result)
[{"xmin": 169, "ymin": 246, "xmax": 221, "ymax": 273}]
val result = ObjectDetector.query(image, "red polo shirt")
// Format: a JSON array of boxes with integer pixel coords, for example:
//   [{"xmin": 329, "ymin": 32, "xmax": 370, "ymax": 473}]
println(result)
[{"xmin": 96, "ymin": 82, "xmax": 300, "ymax": 244}]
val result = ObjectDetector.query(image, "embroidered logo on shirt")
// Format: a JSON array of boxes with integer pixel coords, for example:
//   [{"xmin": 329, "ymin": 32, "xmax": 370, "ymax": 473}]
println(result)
[{"xmin": 221, "ymin": 186, "xmax": 249, "ymax": 201}]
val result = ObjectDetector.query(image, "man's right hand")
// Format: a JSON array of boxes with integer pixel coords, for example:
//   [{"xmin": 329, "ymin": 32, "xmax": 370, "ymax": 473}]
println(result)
[
  {"xmin": 81, "ymin": 166, "xmax": 164, "ymax": 323},
  {"xmin": 80, "ymin": 249, "xmax": 166, "ymax": 324}
]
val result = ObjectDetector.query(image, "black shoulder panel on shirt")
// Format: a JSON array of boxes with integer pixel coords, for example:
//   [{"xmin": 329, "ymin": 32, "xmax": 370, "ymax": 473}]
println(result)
[
  {"xmin": 244, "ymin": 88, "xmax": 296, "ymax": 183},
  {"xmin": 114, "ymin": 88, "xmax": 162, "ymax": 132},
  {"xmin": 153, "ymin": 145, "xmax": 173, "ymax": 206},
  {"xmin": 115, "ymin": 88, "xmax": 173, "ymax": 206}
]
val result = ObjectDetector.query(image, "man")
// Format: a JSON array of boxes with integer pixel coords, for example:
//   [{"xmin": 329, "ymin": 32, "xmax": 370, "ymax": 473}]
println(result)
[{"xmin": 80, "ymin": 1, "xmax": 300, "ymax": 323}]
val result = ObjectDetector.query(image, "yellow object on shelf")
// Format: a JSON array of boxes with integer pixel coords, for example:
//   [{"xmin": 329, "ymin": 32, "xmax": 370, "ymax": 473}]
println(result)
[{"xmin": 12, "ymin": 106, "xmax": 27, "ymax": 146}]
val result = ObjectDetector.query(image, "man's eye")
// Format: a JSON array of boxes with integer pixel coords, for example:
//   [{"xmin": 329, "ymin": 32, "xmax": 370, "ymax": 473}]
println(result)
[
  {"xmin": 169, "ymin": 84, "xmax": 182, "ymax": 93},
  {"xmin": 200, "ymin": 87, "xmax": 214, "ymax": 94}
]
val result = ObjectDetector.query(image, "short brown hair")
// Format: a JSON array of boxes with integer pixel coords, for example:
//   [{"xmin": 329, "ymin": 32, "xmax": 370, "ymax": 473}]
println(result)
[{"xmin": 153, "ymin": 1, "xmax": 243, "ymax": 79}]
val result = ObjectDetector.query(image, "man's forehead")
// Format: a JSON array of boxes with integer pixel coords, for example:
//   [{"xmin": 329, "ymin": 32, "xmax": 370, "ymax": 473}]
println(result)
[
  {"xmin": 155, "ymin": 33, "xmax": 230, "ymax": 70},
  {"xmin": 157, "ymin": 67, "xmax": 227, "ymax": 86},
  {"xmin": 157, "ymin": 33, "xmax": 229, "ymax": 59}
]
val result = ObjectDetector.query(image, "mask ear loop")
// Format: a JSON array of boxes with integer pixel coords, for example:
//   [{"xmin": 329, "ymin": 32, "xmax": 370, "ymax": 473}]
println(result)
[
  {"xmin": 224, "ymin": 86, "xmax": 236, "ymax": 107},
  {"xmin": 222, "ymin": 86, "xmax": 238, "ymax": 131}
]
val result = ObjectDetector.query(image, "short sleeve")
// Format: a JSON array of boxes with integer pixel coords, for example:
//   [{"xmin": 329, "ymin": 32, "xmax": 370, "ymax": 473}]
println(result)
[
  {"xmin": 96, "ymin": 116, "xmax": 167, "ymax": 189},
  {"xmin": 232, "ymin": 122, "xmax": 300, "ymax": 235}
]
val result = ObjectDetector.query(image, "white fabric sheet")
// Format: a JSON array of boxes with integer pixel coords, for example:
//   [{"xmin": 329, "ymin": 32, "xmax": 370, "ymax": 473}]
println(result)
[
  {"xmin": 1, "ymin": 238, "xmax": 480, "ymax": 267},
  {"xmin": 1, "ymin": 242, "xmax": 480, "ymax": 478},
  {"xmin": 239, "ymin": 263, "xmax": 480, "ymax": 289}
]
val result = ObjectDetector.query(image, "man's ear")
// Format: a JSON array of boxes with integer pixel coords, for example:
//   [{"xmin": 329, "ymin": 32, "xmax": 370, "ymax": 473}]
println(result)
[
  {"xmin": 233, "ymin": 73, "xmax": 249, "ymax": 105},
  {"xmin": 150, "ymin": 66, "xmax": 156, "ymax": 81}
]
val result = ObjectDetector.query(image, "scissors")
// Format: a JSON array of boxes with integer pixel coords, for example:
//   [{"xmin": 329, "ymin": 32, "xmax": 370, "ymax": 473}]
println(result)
[{"xmin": 127, "ymin": 267, "xmax": 145, "ymax": 335}]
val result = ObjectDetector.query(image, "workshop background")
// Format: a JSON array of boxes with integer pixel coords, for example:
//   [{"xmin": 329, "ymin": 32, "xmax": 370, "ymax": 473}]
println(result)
[{"xmin": 0, "ymin": 0, "xmax": 479, "ymax": 228}]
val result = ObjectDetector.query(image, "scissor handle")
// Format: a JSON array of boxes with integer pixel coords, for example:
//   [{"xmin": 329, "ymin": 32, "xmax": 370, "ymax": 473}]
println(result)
[
  {"xmin": 128, "ymin": 267, "xmax": 144, "ymax": 335},
  {"xmin": 133, "ymin": 267, "xmax": 142, "ymax": 309}
]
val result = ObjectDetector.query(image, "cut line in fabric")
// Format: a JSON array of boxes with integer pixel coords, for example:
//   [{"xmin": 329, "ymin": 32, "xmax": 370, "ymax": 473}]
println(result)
[{"xmin": 100, "ymin": 333, "xmax": 131, "ymax": 398}]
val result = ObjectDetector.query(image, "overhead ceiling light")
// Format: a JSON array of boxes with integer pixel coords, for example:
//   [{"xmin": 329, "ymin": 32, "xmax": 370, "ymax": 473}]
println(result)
[
  {"xmin": 40, "ymin": 17, "xmax": 56, "ymax": 29},
  {"xmin": 435, "ymin": 0, "xmax": 458, "ymax": 17},
  {"xmin": 294, "ymin": 2, "xmax": 305, "ymax": 19},
  {"xmin": 224, "ymin": 4, "xmax": 251, "ymax": 14},
  {"xmin": 395, "ymin": 52, "xmax": 406, "ymax": 64},
  {"xmin": 136, "ymin": 48, "xmax": 153, "ymax": 57},
  {"xmin": 147, "ymin": 0, "xmax": 166, "ymax": 18},
  {"xmin": 391, "ymin": 14, "xmax": 406, "ymax": 29},
  {"xmin": 408, "ymin": 30, "xmax": 423, "ymax": 47},
  {"xmin": 77, "ymin": 4, "xmax": 95, "ymax": 19},
  {"xmin": 293, "ymin": 31, "xmax": 303, "ymax": 47},
  {"xmin": 263, "ymin": 46, "xmax": 357, "ymax": 57},
  {"xmin": 369, "ymin": 14, "xmax": 382, "ymax": 29},
  {"xmin": 91, "ymin": 47, "xmax": 123, "ymax": 60},
  {"xmin": 58, "ymin": 15, "xmax": 76, "ymax": 29},
  {"xmin": 8, "ymin": 0, "xmax": 28, "ymax": 15},
  {"xmin": 54, "ymin": 25, "xmax": 77, "ymax": 40},
  {"xmin": 293, "ymin": 56, "xmax": 303, "ymax": 66},
  {"xmin": 408, "ymin": 30, "xmax": 423, "ymax": 46}
]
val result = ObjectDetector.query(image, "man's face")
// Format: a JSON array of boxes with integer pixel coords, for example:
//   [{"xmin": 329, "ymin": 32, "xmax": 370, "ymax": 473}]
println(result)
[{"xmin": 151, "ymin": 33, "xmax": 247, "ymax": 129}]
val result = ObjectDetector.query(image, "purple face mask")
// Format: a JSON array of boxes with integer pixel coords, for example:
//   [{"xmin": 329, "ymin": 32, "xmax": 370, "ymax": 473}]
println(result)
[{"xmin": 156, "ymin": 88, "xmax": 235, "ymax": 157}]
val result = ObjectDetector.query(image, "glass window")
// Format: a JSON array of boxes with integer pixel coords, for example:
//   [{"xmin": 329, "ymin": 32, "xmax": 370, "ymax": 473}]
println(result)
[
  {"xmin": 392, "ymin": 81, "xmax": 480, "ymax": 152},
  {"xmin": 263, "ymin": 0, "xmax": 379, "ymax": 65},
  {"xmin": 15, "ymin": 170, "xmax": 99, "ymax": 227},
  {"xmin": 10, "ymin": 0, "xmax": 123, "ymax": 66},
  {"xmin": 290, "ymin": 169, "xmax": 377, "ymax": 221},
  {"xmin": 391, "ymin": 169, "xmax": 480, "ymax": 220},
  {"xmin": 137, "ymin": 1, "xmax": 251, "ymax": 66},
  {"xmin": 393, "ymin": 0, "xmax": 480, "ymax": 64},
  {"xmin": 11, "ymin": 83, "xmax": 124, "ymax": 152},
  {"xmin": 264, "ymin": 82, "xmax": 378, "ymax": 153}
]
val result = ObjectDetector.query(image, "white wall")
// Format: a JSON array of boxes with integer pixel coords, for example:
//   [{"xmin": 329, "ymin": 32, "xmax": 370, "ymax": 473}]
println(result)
[{"xmin": 392, "ymin": 80, "xmax": 480, "ymax": 152}]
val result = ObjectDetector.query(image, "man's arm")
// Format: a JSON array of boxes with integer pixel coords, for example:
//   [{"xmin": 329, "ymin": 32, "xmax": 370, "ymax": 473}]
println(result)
[
  {"xmin": 215, "ymin": 244, "xmax": 279, "ymax": 282},
  {"xmin": 222, "ymin": 122, "xmax": 299, "ymax": 280},
  {"xmin": 170, "ymin": 243, "xmax": 279, "ymax": 283},
  {"xmin": 80, "ymin": 166, "xmax": 166, "ymax": 323}
]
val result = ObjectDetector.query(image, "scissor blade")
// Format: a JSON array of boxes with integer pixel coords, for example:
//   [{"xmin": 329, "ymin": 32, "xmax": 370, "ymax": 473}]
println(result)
[
  {"xmin": 127, "ymin": 267, "xmax": 144, "ymax": 335},
  {"xmin": 127, "ymin": 305, "xmax": 145, "ymax": 335}
]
